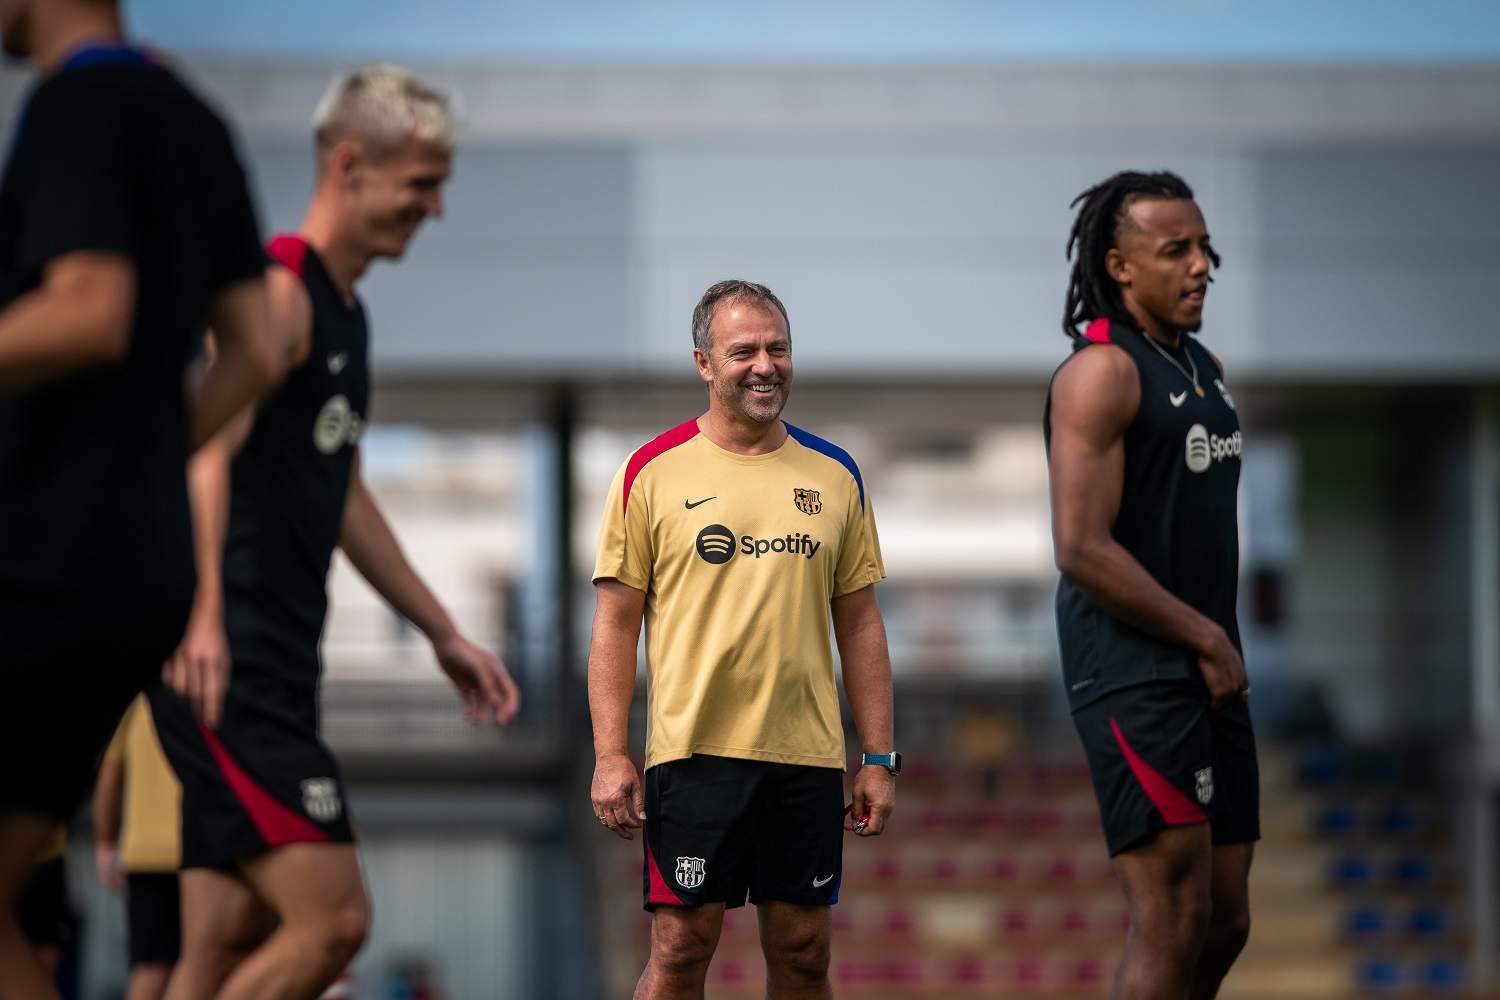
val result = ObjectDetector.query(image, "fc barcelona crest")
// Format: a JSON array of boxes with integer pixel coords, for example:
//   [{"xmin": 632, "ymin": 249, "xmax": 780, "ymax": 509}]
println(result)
[
  {"xmin": 675, "ymin": 856, "xmax": 707, "ymax": 890},
  {"xmin": 300, "ymin": 778, "xmax": 343, "ymax": 823},
  {"xmin": 1194, "ymin": 767, "xmax": 1214, "ymax": 806},
  {"xmin": 793, "ymin": 487, "xmax": 822, "ymax": 515}
]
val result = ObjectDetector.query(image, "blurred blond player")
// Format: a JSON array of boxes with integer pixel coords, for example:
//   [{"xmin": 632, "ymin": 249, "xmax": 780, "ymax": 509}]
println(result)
[
  {"xmin": 589, "ymin": 280, "xmax": 899, "ymax": 998},
  {"xmin": 148, "ymin": 65, "xmax": 521, "ymax": 1000},
  {"xmin": 93, "ymin": 696, "xmax": 190, "ymax": 1000}
]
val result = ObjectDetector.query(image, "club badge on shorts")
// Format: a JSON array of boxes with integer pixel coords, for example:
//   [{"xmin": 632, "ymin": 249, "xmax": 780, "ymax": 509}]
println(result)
[
  {"xmin": 1195, "ymin": 767, "xmax": 1214, "ymax": 806},
  {"xmin": 675, "ymin": 856, "xmax": 706, "ymax": 890},
  {"xmin": 301, "ymin": 778, "xmax": 343, "ymax": 823}
]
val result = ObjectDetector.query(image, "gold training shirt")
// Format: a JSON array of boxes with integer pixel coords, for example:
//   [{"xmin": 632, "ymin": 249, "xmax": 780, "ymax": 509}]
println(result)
[
  {"xmin": 593, "ymin": 419, "xmax": 885, "ymax": 771},
  {"xmin": 103, "ymin": 695, "xmax": 182, "ymax": 872}
]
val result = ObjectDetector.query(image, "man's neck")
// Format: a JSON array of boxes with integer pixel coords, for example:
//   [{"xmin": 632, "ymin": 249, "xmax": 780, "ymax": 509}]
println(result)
[
  {"xmin": 697, "ymin": 406, "xmax": 786, "ymax": 456},
  {"xmin": 297, "ymin": 199, "xmax": 369, "ymax": 302},
  {"xmin": 1123, "ymin": 300, "xmax": 1183, "ymax": 349},
  {"xmin": 33, "ymin": 9, "xmax": 126, "ymax": 74}
]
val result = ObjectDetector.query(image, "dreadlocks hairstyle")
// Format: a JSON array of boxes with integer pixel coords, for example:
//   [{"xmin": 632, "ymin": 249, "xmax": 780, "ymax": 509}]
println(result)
[{"xmin": 1062, "ymin": 170, "xmax": 1221, "ymax": 340}]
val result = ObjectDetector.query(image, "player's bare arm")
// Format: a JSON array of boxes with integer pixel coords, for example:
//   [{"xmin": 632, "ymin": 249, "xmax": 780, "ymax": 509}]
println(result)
[
  {"xmin": 1049, "ymin": 344, "xmax": 1247, "ymax": 705},
  {"xmin": 832, "ymin": 584, "xmax": 895, "ymax": 836},
  {"xmin": 0, "ymin": 251, "xmax": 135, "ymax": 388},
  {"xmin": 187, "ymin": 274, "xmax": 284, "ymax": 450},
  {"xmin": 166, "ymin": 269, "xmax": 314, "ymax": 726},
  {"xmin": 587, "ymin": 579, "xmax": 647, "ymax": 839},
  {"xmin": 337, "ymin": 453, "xmax": 521, "ymax": 726}
]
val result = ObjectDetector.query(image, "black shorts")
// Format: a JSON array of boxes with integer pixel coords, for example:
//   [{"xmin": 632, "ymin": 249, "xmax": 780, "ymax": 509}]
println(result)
[
  {"xmin": 147, "ymin": 676, "xmax": 354, "ymax": 870},
  {"xmin": 18, "ymin": 856, "xmax": 69, "ymax": 948},
  {"xmin": 0, "ymin": 586, "xmax": 188, "ymax": 819},
  {"xmin": 1074, "ymin": 680, "xmax": 1259, "ymax": 857},
  {"xmin": 126, "ymin": 872, "xmax": 180, "ymax": 966},
  {"xmin": 642, "ymin": 754, "xmax": 844, "ymax": 911}
]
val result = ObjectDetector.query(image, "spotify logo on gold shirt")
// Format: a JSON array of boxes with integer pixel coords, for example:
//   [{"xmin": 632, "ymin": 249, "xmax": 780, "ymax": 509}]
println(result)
[{"xmin": 695, "ymin": 524, "xmax": 737, "ymax": 565}]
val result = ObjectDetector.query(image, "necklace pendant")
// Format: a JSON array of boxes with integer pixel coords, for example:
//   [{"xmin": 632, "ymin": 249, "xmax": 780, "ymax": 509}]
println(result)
[{"xmin": 1195, "ymin": 385, "xmax": 1205, "ymax": 397}]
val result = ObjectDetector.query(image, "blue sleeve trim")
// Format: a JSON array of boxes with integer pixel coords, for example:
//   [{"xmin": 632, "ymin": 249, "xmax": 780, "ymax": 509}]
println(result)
[{"xmin": 783, "ymin": 421, "xmax": 865, "ymax": 509}]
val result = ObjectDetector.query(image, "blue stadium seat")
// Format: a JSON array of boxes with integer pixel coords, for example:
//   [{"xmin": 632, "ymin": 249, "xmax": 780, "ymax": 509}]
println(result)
[
  {"xmin": 1329, "ymin": 854, "xmax": 1374, "ymax": 888},
  {"xmin": 1341, "ymin": 905, "xmax": 1388, "ymax": 938},
  {"xmin": 1314, "ymin": 803, "xmax": 1360, "ymax": 836},
  {"xmin": 1419, "ymin": 958, "xmax": 1466, "ymax": 990},
  {"xmin": 1296, "ymin": 747, "xmax": 1348, "ymax": 787},
  {"xmin": 1375, "ymin": 802, "xmax": 1425, "ymax": 837},
  {"xmin": 1407, "ymin": 904, "xmax": 1451, "ymax": 939},
  {"xmin": 1354, "ymin": 957, "xmax": 1402, "ymax": 990},
  {"xmin": 1390, "ymin": 854, "xmax": 1436, "ymax": 888}
]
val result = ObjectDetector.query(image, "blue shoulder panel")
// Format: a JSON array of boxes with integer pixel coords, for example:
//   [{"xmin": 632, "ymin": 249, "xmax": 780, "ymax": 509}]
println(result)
[{"xmin": 784, "ymin": 421, "xmax": 865, "ymax": 509}]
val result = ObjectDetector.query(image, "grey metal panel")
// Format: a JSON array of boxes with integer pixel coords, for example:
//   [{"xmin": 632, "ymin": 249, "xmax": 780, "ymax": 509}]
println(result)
[
  {"xmin": 631, "ymin": 142, "xmax": 1255, "ymax": 376},
  {"xmin": 1252, "ymin": 147, "xmax": 1500, "ymax": 377},
  {"xmin": 1, "ymin": 62, "xmax": 1495, "ymax": 379},
  {"xmin": 356, "ymin": 834, "xmax": 538, "ymax": 999},
  {"xmin": 247, "ymin": 142, "xmax": 638, "ymax": 371}
]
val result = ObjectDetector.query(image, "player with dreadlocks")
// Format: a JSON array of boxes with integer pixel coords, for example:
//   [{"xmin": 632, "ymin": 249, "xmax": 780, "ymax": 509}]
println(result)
[{"xmin": 1043, "ymin": 170, "xmax": 1257, "ymax": 999}]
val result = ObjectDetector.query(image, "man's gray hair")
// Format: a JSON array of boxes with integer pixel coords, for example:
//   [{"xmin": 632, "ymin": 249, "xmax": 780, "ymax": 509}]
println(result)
[
  {"xmin": 313, "ymin": 64, "xmax": 458, "ymax": 157},
  {"xmin": 691, "ymin": 279, "xmax": 791, "ymax": 352}
]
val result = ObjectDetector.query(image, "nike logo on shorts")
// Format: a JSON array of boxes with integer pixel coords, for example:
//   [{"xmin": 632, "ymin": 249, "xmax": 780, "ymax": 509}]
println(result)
[
  {"xmin": 684, "ymin": 496, "xmax": 716, "ymax": 509},
  {"xmin": 813, "ymin": 873, "xmax": 835, "ymax": 887}
]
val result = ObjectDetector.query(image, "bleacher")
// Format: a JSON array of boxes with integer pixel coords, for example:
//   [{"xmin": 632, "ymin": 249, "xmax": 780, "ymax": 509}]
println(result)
[{"xmin": 595, "ymin": 735, "xmax": 1481, "ymax": 997}]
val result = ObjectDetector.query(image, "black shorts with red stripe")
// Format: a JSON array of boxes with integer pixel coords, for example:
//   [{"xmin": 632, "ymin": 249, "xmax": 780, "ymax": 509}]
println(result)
[
  {"xmin": 642, "ymin": 754, "xmax": 844, "ymax": 911},
  {"xmin": 1073, "ymin": 679, "xmax": 1259, "ymax": 857},
  {"xmin": 146, "ymin": 676, "xmax": 353, "ymax": 869}
]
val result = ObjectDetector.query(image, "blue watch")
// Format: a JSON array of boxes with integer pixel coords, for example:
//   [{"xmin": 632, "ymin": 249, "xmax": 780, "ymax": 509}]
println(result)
[{"xmin": 861, "ymin": 751, "xmax": 902, "ymax": 776}]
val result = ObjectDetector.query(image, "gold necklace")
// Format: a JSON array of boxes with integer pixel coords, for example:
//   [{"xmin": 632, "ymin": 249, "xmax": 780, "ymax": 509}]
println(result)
[{"xmin": 1142, "ymin": 331, "xmax": 1204, "ymax": 397}]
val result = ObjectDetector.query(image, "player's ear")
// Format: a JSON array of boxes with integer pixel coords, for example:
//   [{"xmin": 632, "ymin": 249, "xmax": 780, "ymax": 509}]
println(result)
[
  {"xmin": 1104, "ymin": 247, "xmax": 1131, "ymax": 287},
  {"xmin": 693, "ymin": 346, "xmax": 714, "ymax": 387},
  {"xmin": 326, "ymin": 139, "xmax": 364, "ymax": 189}
]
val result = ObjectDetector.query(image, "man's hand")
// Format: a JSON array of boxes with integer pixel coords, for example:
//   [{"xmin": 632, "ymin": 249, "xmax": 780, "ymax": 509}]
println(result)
[
  {"xmin": 94, "ymin": 841, "xmax": 122, "ymax": 892},
  {"xmin": 1198, "ymin": 627, "xmax": 1250, "ymax": 709},
  {"xmin": 591, "ymin": 752, "xmax": 645, "ymax": 840},
  {"xmin": 433, "ymin": 633, "xmax": 522, "ymax": 726},
  {"xmin": 162, "ymin": 609, "xmax": 231, "ymax": 728},
  {"xmin": 848, "ymin": 765, "xmax": 895, "ymax": 837}
]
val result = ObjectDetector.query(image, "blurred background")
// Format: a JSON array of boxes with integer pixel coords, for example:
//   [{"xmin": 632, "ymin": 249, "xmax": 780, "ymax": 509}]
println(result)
[{"xmin": 5, "ymin": 1, "xmax": 1500, "ymax": 996}]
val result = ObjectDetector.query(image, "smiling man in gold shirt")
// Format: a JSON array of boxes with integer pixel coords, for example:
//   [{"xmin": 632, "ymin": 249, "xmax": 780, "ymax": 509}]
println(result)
[{"xmin": 589, "ymin": 279, "xmax": 899, "ymax": 999}]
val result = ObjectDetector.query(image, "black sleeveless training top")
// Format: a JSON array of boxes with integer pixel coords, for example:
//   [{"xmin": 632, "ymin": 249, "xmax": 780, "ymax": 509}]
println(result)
[
  {"xmin": 221, "ymin": 235, "xmax": 369, "ymax": 686},
  {"xmin": 1043, "ymin": 317, "xmax": 1243, "ymax": 711}
]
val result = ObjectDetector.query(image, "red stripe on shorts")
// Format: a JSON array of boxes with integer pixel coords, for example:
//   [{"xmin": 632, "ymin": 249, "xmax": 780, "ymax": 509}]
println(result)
[
  {"xmin": 1109, "ymin": 717, "xmax": 1207, "ymax": 826},
  {"xmin": 645, "ymin": 838, "xmax": 684, "ymax": 906},
  {"xmin": 200, "ymin": 725, "xmax": 330, "ymax": 847}
]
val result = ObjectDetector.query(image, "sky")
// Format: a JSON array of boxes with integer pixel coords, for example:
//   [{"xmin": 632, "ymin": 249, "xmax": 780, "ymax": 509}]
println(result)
[{"xmin": 131, "ymin": 0, "xmax": 1500, "ymax": 63}]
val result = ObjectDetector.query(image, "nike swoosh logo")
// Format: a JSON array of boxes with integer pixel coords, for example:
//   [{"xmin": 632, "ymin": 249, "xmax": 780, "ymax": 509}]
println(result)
[
  {"xmin": 684, "ymin": 497, "xmax": 716, "ymax": 509},
  {"xmin": 1169, "ymin": 391, "xmax": 1188, "ymax": 407},
  {"xmin": 813, "ymin": 873, "xmax": 835, "ymax": 888}
]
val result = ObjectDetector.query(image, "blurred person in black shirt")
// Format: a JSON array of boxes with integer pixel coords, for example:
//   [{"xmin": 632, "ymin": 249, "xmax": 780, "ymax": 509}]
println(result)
[{"xmin": 0, "ymin": 1, "xmax": 281, "ymax": 995}]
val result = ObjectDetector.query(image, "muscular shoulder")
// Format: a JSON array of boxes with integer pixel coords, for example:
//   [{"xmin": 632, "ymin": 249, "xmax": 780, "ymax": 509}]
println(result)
[
  {"xmin": 1051, "ymin": 343, "xmax": 1140, "ymax": 434},
  {"xmin": 266, "ymin": 264, "xmax": 314, "ymax": 368}
]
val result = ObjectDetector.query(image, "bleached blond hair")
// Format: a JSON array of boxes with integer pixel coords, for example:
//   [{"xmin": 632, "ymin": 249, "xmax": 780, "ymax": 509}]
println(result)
[{"xmin": 313, "ymin": 64, "xmax": 457, "ymax": 161}]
